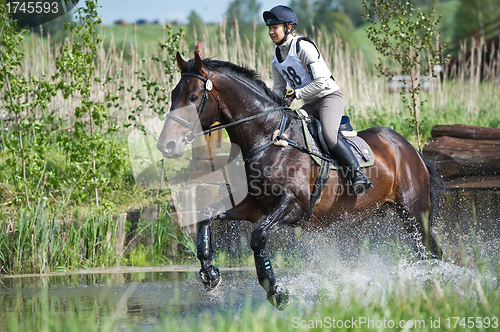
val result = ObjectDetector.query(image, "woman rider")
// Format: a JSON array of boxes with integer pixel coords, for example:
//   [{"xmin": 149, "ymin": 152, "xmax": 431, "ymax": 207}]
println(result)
[{"xmin": 263, "ymin": 5, "xmax": 373, "ymax": 195}]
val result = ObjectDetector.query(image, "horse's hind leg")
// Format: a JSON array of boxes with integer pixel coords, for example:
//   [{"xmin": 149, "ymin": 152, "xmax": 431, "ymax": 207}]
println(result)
[{"xmin": 396, "ymin": 204, "xmax": 442, "ymax": 259}]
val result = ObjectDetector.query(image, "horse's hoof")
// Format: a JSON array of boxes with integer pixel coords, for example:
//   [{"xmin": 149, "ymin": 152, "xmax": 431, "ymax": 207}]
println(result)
[
  {"xmin": 267, "ymin": 286, "xmax": 289, "ymax": 310},
  {"xmin": 199, "ymin": 266, "xmax": 221, "ymax": 291}
]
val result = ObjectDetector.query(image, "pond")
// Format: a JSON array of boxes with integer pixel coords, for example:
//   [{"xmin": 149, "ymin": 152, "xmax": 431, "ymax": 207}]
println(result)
[
  {"xmin": 0, "ymin": 266, "xmax": 271, "ymax": 330},
  {"xmin": 1, "ymin": 218, "xmax": 499, "ymax": 331},
  {"xmin": 1, "ymin": 247, "xmax": 497, "ymax": 331}
]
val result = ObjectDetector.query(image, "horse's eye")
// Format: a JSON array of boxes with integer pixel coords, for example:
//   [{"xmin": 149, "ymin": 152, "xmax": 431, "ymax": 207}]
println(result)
[{"xmin": 189, "ymin": 94, "xmax": 199, "ymax": 102}]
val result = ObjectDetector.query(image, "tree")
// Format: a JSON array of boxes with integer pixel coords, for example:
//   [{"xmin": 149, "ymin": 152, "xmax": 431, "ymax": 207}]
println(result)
[
  {"xmin": 363, "ymin": 0, "xmax": 448, "ymax": 150},
  {"xmin": 0, "ymin": 3, "xmax": 31, "ymax": 205},
  {"xmin": 289, "ymin": 0, "xmax": 315, "ymax": 34},
  {"xmin": 185, "ymin": 10, "xmax": 205, "ymax": 49},
  {"xmin": 314, "ymin": 0, "xmax": 355, "ymax": 41},
  {"xmin": 338, "ymin": 0, "xmax": 366, "ymax": 27},
  {"xmin": 188, "ymin": 10, "xmax": 205, "ymax": 36},
  {"xmin": 226, "ymin": 0, "xmax": 261, "ymax": 26}
]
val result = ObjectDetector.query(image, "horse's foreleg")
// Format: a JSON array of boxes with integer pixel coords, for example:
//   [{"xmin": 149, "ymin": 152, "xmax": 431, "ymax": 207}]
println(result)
[
  {"xmin": 250, "ymin": 190, "xmax": 302, "ymax": 309},
  {"xmin": 197, "ymin": 220, "xmax": 221, "ymax": 290},
  {"xmin": 196, "ymin": 195, "xmax": 265, "ymax": 291},
  {"xmin": 196, "ymin": 198, "xmax": 230, "ymax": 291}
]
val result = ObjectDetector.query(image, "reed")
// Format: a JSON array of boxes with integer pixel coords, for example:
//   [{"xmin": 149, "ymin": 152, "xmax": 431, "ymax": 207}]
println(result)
[
  {"xmin": 0, "ymin": 202, "xmax": 117, "ymax": 273},
  {"xmin": 7, "ymin": 22, "xmax": 498, "ymax": 144},
  {"xmin": 0, "ymin": 200, "xmax": 194, "ymax": 273}
]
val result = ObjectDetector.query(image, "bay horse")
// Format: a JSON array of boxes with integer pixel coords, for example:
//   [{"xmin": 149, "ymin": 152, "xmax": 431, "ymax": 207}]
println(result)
[{"xmin": 157, "ymin": 52, "xmax": 443, "ymax": 309}]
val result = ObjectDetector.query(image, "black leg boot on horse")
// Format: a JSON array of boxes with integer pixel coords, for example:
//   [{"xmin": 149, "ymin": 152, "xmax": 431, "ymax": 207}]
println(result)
[
  {"xmin": 197, "ymin": 220, "xmax": 221, "ymax": 290},
  {"xmin": 330, "ymin": 136, "xmax": 374, "ymax": 195},
  {"xmin": 251, "ymin": 226, "xmax": 289, "ymax": 310}
]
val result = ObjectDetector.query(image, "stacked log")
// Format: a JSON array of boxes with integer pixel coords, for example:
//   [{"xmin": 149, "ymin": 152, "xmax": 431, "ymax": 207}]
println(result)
[
  {"xmin": 423, "ymin": 124, "xmax": 500, "ymax": 189},
  {"xmin": 423, "ymin": 125, "xmax": 500, "ymax": 255}
]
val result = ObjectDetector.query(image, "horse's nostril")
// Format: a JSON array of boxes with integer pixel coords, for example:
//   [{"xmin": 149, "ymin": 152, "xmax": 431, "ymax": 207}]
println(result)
[{"xmin": 165, "ymin": 141, "xmax": 176, "ymax": 154}]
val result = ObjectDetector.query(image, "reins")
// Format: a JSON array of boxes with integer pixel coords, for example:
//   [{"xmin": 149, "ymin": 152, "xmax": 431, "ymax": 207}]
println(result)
[
  {"xmin": 166, "ymin": 68, "xmax": 284, "ymax": 144},
  {"xmin": 242, "ymin": 111, "xmax": 332, "ymax": 163},
  {"xmin": 168, "ymin": 68, "xmax": 331, "ymax": 164}
]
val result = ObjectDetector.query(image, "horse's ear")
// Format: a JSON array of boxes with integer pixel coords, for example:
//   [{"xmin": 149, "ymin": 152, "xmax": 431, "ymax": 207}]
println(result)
[
  {"xmin": 194, "ymin": 51, "xmax": 208, "ymax": 78},
  {"xmin": 176, "ymin": 52, "xmax": 187, "ymax": 71}
]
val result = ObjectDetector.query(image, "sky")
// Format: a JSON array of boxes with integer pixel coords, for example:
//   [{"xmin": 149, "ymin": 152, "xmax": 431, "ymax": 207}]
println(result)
[{"xmin": 96, "ymin": 0, "xmax": 289, "ymax": 25}]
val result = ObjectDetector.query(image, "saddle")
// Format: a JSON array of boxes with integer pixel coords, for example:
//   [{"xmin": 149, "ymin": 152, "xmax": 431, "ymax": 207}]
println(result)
[
  {"xmin": 300, "ymin": 113, "xmax": 374, "ymax": 169},
  {"xmin": 295, "ymin": 113, "xmax": 374, "ymax": 222},
  {"xmin": 307, "ymin": 115, "xmax": 352, "ymax": 156}
]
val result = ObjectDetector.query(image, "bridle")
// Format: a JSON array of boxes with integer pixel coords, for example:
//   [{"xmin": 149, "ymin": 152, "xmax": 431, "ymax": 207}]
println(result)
[
  {"xmin": 165, "ymin": 68, "xmax": 282, "ymax": 143},
  {"xmin": 165, "ymin": 68, "xmax": 222, "ymax": 143}
]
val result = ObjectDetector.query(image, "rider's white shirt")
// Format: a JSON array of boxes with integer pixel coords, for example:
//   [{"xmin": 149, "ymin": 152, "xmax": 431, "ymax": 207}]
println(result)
[{"xmin": 272, "ymin": 35, "xmax": 339, "ymax": 103}]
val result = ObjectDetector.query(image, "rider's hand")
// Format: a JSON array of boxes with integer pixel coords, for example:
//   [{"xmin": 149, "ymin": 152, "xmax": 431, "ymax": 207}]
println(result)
[{"xmin": 283, "ymin": 89, "xmax": 296, "ymax": 107}]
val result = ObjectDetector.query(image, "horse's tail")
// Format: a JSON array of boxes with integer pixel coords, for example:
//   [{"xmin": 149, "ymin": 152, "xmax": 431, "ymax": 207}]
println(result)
[{"xmin": 419, "ymin": 152, "xmax": 445, "ymax": 228}]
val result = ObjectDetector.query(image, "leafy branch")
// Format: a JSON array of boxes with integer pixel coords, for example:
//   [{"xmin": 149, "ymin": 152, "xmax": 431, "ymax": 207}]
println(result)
[
  {"xmin": 362, "ymin": 0, "xmax": 449, "ymax": 150},
  {"xmin": 51, "ymin": 0, "xmax": 124, "ymax": 207},
  {"xmin": 0, "ymin": 5, "xmax": 31, "ymax": 206}
]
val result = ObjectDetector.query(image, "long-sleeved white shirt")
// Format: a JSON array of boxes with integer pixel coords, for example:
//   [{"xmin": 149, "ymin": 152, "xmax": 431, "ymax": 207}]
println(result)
[{"xmin": 272, "ymin": 36, "xmax": 340, "ymax": 103}]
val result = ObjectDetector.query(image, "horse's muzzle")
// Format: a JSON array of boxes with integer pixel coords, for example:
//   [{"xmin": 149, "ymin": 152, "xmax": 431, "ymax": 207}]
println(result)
[{"xmin": 158, "ymin": 140, "xmax": 183, "ymax": 158}]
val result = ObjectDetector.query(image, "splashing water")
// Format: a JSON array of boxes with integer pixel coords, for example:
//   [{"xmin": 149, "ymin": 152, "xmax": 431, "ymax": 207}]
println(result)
[{"xmin": 266, "ymin": 225, "xmax": 499, "ymax": 312}]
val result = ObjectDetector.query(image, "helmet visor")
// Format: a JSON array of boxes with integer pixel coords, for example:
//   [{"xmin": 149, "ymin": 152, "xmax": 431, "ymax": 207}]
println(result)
[{"xmin": 263, "ymin": 11, "xmax": 283, "ymax": 26}]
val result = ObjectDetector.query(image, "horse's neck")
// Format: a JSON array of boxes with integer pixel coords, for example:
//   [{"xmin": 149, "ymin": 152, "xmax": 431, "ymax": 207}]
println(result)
[
  {"xmin": 225, "ymin": 104, "xmax": 281, "ymax": 151},
  {"xmin": 217, "ymin": 77, "xmax": 284, "ymax": 155}
]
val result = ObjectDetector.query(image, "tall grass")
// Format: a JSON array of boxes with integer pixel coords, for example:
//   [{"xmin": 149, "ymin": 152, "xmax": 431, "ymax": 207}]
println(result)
[
  {"xmin": 0, "ymin": 201, "xmax": 190, "ymax": 274},
  {"xmin": 0, "ymin": 202, "xmax": 116, "ymax": 274},
  {"xmin": 9, "ymin": 22, "xmax": 499, "ymax": 140}
]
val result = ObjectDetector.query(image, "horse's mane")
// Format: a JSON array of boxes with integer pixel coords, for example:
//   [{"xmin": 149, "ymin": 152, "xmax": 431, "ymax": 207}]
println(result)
[{"xmin": 183, "ymin": 58, "xmax": 285, "ymax": 106}]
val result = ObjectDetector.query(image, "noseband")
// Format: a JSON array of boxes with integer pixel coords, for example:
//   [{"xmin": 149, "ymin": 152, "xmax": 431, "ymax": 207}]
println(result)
[{"xmin": 165, "ymin": 68, "xmax": 222, "ymax": 143}]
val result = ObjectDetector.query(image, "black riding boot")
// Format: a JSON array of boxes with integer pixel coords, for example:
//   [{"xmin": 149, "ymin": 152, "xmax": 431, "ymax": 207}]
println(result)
[{"xmin": 330, "ymin": 137, "xmax": 373, "ymax": 195}]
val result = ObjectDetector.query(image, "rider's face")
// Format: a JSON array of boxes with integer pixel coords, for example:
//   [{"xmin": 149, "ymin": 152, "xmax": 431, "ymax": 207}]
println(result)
[{"xmin": 268, "ymin": 24, "xmax": 287, "ymax": 44}]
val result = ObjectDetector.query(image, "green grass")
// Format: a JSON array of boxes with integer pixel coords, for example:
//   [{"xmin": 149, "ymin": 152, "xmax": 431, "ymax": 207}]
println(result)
[
  {"xmin": 99, "ymin": 23, "xmax": 182, "ymax": 58},
  {"xmin": 0, "ymin": 201, "xmax": 196, "ymax": 274},
  {"xmin": 350, "ymin": 85, "xmax": 500, "ymax": 145}
]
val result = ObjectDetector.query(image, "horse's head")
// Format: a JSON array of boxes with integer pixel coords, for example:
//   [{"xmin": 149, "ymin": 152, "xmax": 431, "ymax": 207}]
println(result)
[{"xmin": 157, "ymin": 52, "xmax": 221, "ymax": 158}]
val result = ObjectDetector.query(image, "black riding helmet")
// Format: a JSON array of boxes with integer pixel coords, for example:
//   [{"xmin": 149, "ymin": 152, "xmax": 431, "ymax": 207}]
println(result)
[{"xmin": 263, "ymin": 5, "xmax": 297, "ymax": 45}]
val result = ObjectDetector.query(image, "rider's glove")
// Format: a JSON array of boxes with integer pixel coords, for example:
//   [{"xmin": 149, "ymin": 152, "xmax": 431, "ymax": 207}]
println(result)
[{"xmin": 283, "ymin": 89, "xmax": 296, "ymax": 107}]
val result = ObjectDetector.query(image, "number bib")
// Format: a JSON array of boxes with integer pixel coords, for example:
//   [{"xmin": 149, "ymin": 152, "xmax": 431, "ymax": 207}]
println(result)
[{"xmin": 272, "ymin": 37, "xmax": 312, "ymax": 90}]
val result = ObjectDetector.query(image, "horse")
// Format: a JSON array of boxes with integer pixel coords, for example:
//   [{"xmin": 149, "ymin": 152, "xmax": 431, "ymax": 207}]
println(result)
[{"xmin": 157, "ymin": 52, "xmax": 443, "ymax": 309}]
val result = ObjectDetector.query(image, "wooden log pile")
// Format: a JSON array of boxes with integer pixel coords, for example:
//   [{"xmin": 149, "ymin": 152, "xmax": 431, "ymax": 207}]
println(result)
[
  {"xmin": 423, "ymin": 124, "xmax": 500, "ymax": 255},
  {"xmin": 423, "ymin": 124, "xmax": 500, "ymax": 189}
]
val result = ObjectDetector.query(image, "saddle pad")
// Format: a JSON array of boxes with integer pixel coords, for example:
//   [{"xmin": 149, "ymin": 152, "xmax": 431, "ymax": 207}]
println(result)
[{"xmin": 299, "ymin": 115, "xmax": 375, "ymax": 169}]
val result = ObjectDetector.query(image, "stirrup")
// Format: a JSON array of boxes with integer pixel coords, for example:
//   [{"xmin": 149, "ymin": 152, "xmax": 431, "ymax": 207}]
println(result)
[{"xmin": 351, "ymin": 171, "xmax": 373, "ymax": 195}]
